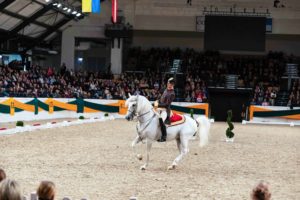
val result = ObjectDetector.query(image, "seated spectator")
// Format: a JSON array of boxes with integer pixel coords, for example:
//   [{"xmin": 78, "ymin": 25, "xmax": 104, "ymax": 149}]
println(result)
[
  {"xmin": 0, "ymin": 179, "xmax": 22, "ymax": 200},
  {"xmin": 0, "ymin": 169, "xmax": 6, "ymax": 182},
  {"xmin": 250, "ymin": 98, "xmax": 257, "ymax": 105},
  {"xmin": 37, "ymin": 181, "xmax": 56, "ymax": 200},
  {"xmin": 270, "ymin": 89, "xmax": 277, "ymax": 106},
  {"xmin": 251, "ymin": 180, "xmax": 271, "ymax": 200},
  {"xmin": 262, "ymin": 98, "xmax": 269, "ymax": 106}
]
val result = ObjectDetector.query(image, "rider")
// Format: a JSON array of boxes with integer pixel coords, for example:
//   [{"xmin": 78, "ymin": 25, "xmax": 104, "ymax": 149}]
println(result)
[{"xmin": 154, "ymin": 77, "xmax": 175, "ymax": 142}]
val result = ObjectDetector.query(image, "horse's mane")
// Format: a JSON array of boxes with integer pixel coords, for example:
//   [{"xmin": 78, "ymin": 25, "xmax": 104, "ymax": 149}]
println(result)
[{"xmin": 125, "ymin": 95, "xmax": 152, "ymax": 109}]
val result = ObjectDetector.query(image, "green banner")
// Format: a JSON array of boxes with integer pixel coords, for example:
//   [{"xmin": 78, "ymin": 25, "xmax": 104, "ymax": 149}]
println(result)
[
  {"xmin": 0, "ymin": 104, "xmax": 10, "ymax": 114},
  {"xmin": 254, "ymin": 109, "xmax": 300, "ymax": 117},
  {"xmin": 170, "ymin": 105, "xmax": 205, "ymax": 115},
  {"xmin": 37, "ymin": 99, "xmax": 49, "ymax": 111},
  {"xmin": 83, "ymin": 100, "xmax": 119, "ymax": 113},
  {"xmin": 69, "ymin": 99, "xmax": 84, "ymax": 113},
  {"xmin": 26, "ymin": 98, "xmax": 39, "ymax": 115},
  {"xmin": 27, "ymin": 99, "xmax": 66, "ymax": 112}
]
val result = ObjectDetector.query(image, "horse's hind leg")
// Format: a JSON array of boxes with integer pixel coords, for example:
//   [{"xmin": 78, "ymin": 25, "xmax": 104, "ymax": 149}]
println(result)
[
  {"xmin": 140, "ymin": 139, "xmax": 152, "ymax": 170},
  {"xmin": 168, "ymin": 137, "xmax": 189, "ymax": 170},
  {"xmin": 176, "ymin": 138, "xmax": 181, "ymax": 153},
  {"xmin": 132, "ymin": 135, "xmax": 143, "ymax": 160}
]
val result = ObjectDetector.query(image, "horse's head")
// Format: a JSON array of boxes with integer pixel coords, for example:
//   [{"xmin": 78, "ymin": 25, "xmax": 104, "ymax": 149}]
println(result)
[
  {"xmin": 125, "ymin": 94, "xmax": 139, "ymax": 121},
  {"xmin": 125, "ymin": 94, "xmax": 151, "ymax": 121}
]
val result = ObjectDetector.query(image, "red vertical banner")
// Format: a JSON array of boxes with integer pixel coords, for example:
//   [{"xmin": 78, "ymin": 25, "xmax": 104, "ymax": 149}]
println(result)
[{"xmin": 112, "ymin": 0, "xmax": 118, "ymax": 23}]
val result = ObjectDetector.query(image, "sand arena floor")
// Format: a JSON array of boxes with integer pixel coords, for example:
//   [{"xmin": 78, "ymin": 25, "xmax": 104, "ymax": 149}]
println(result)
[{"xmin": 0, "ymin": 120, "xmax": 299, "ymax": 200}]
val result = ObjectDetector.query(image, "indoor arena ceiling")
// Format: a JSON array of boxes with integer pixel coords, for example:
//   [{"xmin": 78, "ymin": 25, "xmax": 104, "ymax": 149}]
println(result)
[{"xmin": 0, "ymin": 0, "xmax": 83, "ymax": 51}]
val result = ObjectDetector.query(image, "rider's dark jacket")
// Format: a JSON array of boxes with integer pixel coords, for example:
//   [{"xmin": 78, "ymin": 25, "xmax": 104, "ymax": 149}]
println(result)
[{"xmin": 159, "ymin": 88, "xmax": 175, "ymax": 109}]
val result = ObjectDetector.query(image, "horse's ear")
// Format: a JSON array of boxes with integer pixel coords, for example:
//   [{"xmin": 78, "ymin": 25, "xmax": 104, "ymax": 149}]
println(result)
[{"xmin": 128, "ymin": 93, "xmax": 131, "ymax": 98}]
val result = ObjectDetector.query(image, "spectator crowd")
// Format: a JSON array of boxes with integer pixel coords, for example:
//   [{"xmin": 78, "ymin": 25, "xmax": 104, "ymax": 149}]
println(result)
[
  {"xmin": 0, "ymin": 64, "xmax": 166, "ymax": 101},
  {"xmin": 126, "ymin": 48, "xmax": 299, "ymax": 105},
  {"xmin": 0, "ymin": 48, "xmax": 299, "ymax": 106}
]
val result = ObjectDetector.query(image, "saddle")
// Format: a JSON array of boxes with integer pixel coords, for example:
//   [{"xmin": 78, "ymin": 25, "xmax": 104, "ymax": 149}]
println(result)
[
  {"xmin": 167, "ymin": 113, "xmax": 186, "ymax": 127},
  {"xmin": 156, "ymin": 108, "xmax": 185, "ymax": 127}
]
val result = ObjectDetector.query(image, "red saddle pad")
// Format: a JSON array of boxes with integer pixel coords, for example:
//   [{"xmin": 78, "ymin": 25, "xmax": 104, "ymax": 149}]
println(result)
[{"xmin": 170, "ymin": 113, "xmax": 183, "ymax": 122}]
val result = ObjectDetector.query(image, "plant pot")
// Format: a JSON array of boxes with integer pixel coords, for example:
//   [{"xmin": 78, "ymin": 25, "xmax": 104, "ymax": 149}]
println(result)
[{"xmin": 226, "ymin": 137, "xmax": 234, "ymax": 143}]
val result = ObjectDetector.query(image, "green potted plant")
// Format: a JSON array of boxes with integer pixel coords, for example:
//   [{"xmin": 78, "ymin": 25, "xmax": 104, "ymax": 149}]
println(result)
[
  {"xmin": 226, "ymin": 110, "xmax": 235, "ymax": 142},
  {"xmin": 104, "ymin": 113, "xmax": 109, "ymax": 117},
  {"xmin": 190, "ymin": 109, "xmax": 194, "ymax": 119},
  {"xmin": 16, "ymin": 121, "xmax": 24, "ymax": 127},
  {"xmin": 79, "ymin": 116, "xmax": 85, "ymax": 120}
]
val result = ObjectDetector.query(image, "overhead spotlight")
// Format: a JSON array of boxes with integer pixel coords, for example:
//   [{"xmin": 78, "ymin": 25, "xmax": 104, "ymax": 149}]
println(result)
[
  {"xmin": 76, "ymin": 13, "xmax": 82, "ymax": 17},
  {"xmin": 57, "ymin": 3, "xmax": 62, "ymax": 8},
  {"xmin": 52, "ymin": 2, "xmax": 58, "ymax": 6},
  {"xmin": 72, "ymin": 10, "xmax": 78, "ymax": 15},
  {"xmin": 45, "ymin": 0, "xmax": 51, "ymax": 2},
  {"xmin": 63, "ymin": 7, "xmax": 68, "ymax": 11},
  {"xmin": 67, "ymin": 8, "xmax": 72, "ymax": 13}
]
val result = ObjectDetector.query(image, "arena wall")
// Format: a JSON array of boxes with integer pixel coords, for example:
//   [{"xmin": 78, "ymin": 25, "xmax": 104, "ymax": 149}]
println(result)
[
  {"xmin": 132, "ymin": 30, "xmax": 300, "ymax": 56},
  {"xmin": 59, "ymin": 0, "xmax": 300, "ymax": 69},
  {"xmin": 249, "ymin": 105, "xmax": 300, "ymax": 125},
  {"xmin": 0, "ymin": 98, "xmax": 209, "ymax": 123}
]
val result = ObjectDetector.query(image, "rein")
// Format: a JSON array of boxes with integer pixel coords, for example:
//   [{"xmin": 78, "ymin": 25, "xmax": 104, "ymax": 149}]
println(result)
[
  {"xmin": 133, "ymin": 95, "xmax": 157, "ymax": 135},
  {"xmin": 136, "ymin": 110, "xmax": 156, "ymax": 136}
]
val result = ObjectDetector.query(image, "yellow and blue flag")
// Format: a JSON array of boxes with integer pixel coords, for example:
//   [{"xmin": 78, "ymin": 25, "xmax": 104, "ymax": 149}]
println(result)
[{"xmin": 82, "ymin": 0, "xmax": 100, "ymax": 13}]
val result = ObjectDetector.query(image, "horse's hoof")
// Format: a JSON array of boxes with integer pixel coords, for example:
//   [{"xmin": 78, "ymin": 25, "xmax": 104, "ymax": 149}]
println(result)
[
  {"xmin": 140, "ymin": 166, "xmax": 146, "ymax": 170},
  {"xmin": 136, "ymin": 154, "xmax": 143, "ymax": 160},
  {"xmin": 167, "ymin": 165, "xmax": 176, "ymax": 170}
]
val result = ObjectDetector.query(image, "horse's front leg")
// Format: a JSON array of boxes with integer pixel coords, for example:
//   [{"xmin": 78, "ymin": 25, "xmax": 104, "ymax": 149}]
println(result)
[
  {"xmin": 140, "ymin": 139, "xmax": 152, "ymax": 170},
  {"xmin": 132, "ymin": 135, "xmax": 143, "ymax": 160}
]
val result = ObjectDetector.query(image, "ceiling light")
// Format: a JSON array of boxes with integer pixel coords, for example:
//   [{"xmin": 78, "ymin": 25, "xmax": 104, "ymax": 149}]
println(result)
[
  {"xmin": 67, "ymin": 8, "xmax": 72, "ymax": 13},
  {"xmin": 57, "ymin": 3, "xmax": 62, "ymax": 8},
  {"xmin": 45, "ymin": 0, "xmax": 51, "ymax": 2},
  {"xmin": 72, "ymin": 10, "xmax": 78, "ymax": 15},
  {"xmin": 76, "ymin": 13, "xmax": 82, "ymax": 17},
  {"xmin": 52, "ymin": 2, "xmax": 57, "ymax": 6},
  {"xmin": 63, "ymin": 7, "xmax": 68, "ymax": 11}
]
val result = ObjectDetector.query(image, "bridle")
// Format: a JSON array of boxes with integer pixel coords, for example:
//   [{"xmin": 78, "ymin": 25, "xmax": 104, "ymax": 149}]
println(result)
[
  {"xmin": 126, "ymin": 95, "xmax": 162, "ymax": 141},
  {"xmin": 128, "ymin": 95, "xmax": 156, "ymax": 125}
]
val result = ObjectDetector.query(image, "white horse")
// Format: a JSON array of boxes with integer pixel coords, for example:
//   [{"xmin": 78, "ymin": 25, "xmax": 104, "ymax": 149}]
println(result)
[{"xmin": 125, "ymin": 94, "xmax": 211, "ymax": 170}]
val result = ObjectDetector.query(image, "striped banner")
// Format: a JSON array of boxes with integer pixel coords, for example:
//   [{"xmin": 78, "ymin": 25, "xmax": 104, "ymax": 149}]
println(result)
[
  {"xmin": 250, "ymin": 105, "xmax": 300, "ymax": 120},
  {"xmin": 82, "ymin": 0, "xmax": 100, "ymax": 13}
]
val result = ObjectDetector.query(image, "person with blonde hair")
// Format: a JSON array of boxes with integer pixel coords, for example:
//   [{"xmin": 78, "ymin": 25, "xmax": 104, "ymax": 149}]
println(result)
[
  {"xmin": 0, "ymin": 169, "xmax": 6, "ymax": 183},
  {"xmin": 251, "ymin": 180, "xmax": 271, "ymax": 200},
  {"xmin": 37, "ymin": 181, "xmax": 56, "ymax": 200},
  {"xmin": 0, "ymin": 179, "xmax": 22, "ymax": 200}
]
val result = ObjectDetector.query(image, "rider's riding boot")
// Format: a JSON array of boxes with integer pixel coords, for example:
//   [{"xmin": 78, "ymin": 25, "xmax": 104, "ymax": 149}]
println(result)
[
  {"xmin": 158, "ymin": 118, "xmax": 167, "ymax": 142},
  {"xmin": 164, "ymin": 117, "xmax": 171, "ymax": 125},
  {"xmin": 164, "ymin": 108, "xmax": 171, "ymax": 125}
]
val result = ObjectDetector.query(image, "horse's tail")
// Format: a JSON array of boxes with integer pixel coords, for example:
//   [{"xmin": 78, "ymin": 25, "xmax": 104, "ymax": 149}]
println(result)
[{"xmin": 196, "ymin": 116, "xmax": 211, "ymax": 147}]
